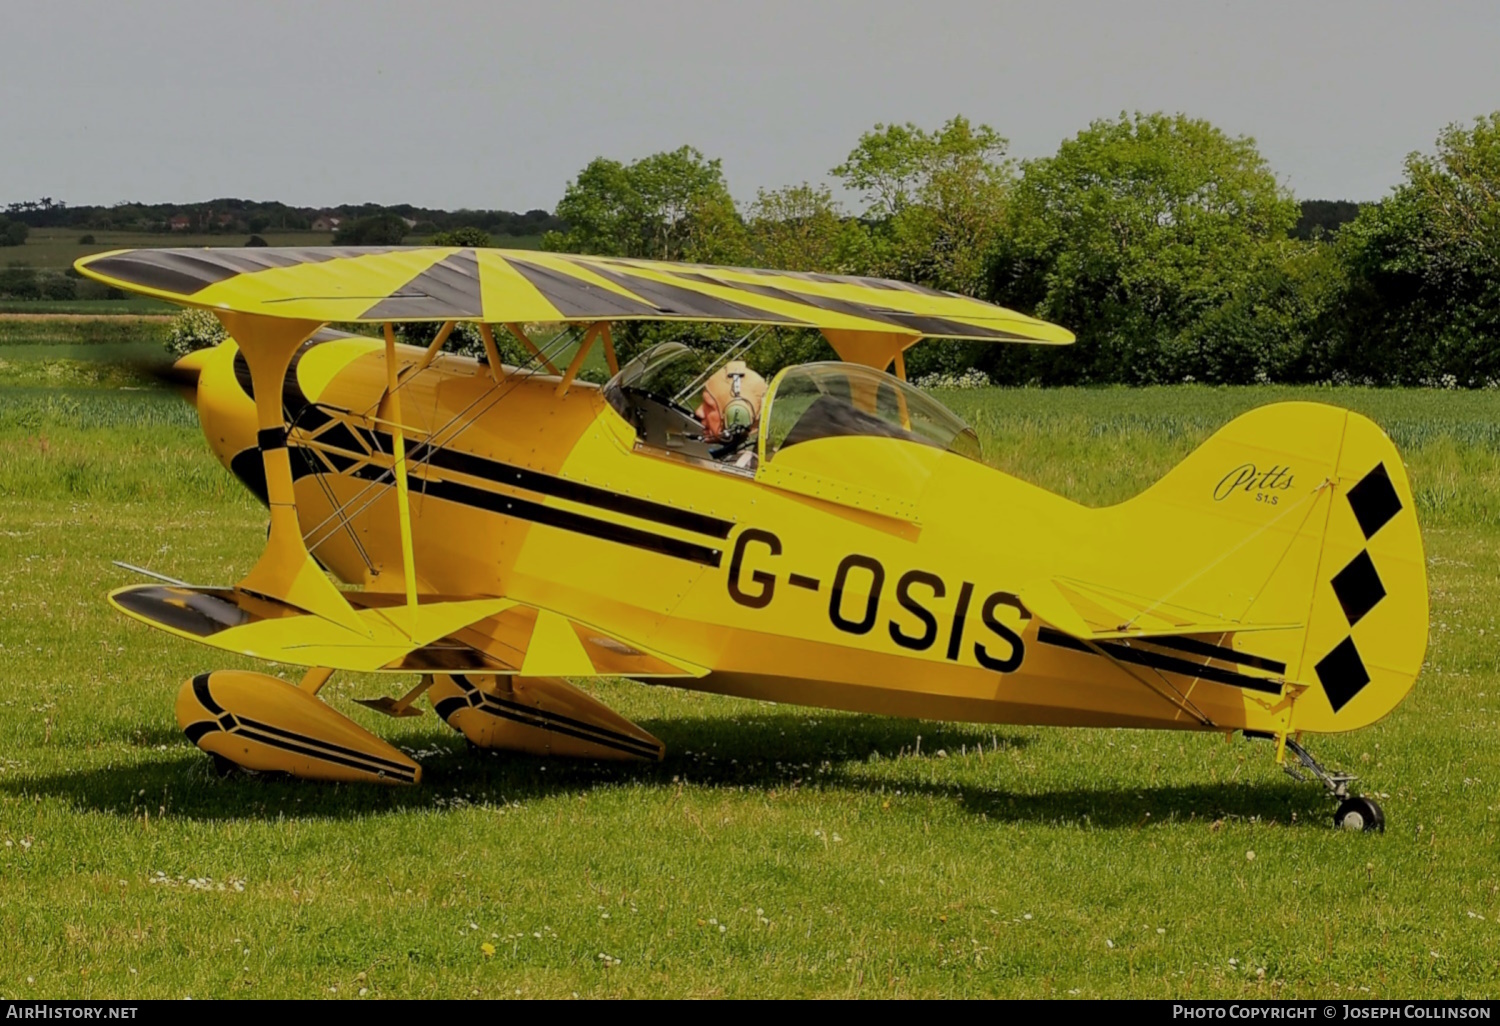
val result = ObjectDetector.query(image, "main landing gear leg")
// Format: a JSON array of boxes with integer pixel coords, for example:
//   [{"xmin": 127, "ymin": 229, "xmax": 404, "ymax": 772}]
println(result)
[{"xmin": 1279, "ymin": 736, "xmax": 1385, "ymax": 833}]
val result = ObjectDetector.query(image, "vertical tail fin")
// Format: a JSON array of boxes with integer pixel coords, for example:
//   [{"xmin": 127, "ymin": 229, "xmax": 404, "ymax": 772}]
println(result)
[{"xmin": 1089, "ymin": 401, "xmax": 1428, "ymax": 733}]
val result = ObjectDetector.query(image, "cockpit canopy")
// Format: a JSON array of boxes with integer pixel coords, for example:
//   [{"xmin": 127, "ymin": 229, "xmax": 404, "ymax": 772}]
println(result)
[
  {"xmin": 761, "ymin": 362, "xmax": 981, "ymax": 463},
  {"xmin": 603, "ymin": 344, "xmax": 982, "ymax": 470}
]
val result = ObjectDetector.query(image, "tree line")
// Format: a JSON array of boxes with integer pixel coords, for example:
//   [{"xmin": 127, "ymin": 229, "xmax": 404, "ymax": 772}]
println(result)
[
  {"xmin": 542, "ymin": 112, "xmax": 1500, "ymax": 388},
  {"xmin": 1, "ymin": 197, "xmax": 562, "ymax": 238},
  {"xmin": 8, "ymin": 109, "xmax": 1499, "ymax": 388}
]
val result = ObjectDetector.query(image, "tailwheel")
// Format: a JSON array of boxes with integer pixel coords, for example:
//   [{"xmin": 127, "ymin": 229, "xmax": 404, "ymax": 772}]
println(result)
[
  {"xmin": 1334, "ymin": 795, "xmax": 1385, "ymax": 833},
  {"xmin": 1272, "ymin": 734, "xmax": 1385, "ymax": 832},
  {"xmin": 176, "ymin": 670, "xmax": 421, "ymax": 785}
]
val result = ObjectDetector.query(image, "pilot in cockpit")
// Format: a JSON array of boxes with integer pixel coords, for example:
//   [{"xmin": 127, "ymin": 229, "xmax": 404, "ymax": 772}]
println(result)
[{"xmin": 694, "ymin": 360, "xmax": 767, "ymax": 469}]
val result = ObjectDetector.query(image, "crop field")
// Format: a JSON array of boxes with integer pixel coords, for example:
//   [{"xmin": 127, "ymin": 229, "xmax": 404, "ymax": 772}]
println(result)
[{"xmin": 0, "ymin": 327, "xmax": 1498, "ymax": 998}]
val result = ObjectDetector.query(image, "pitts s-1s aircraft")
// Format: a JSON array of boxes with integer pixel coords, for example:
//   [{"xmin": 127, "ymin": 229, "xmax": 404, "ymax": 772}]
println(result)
[{"xmin": 77, "ymin": 246, "xmax": 1427, "ymax": 831}]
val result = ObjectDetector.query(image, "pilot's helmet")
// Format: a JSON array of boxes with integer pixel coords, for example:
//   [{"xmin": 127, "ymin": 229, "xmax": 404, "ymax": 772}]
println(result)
[{"xmin": 699, "ymin": 360, "xmax": 767, "ymax": 440}]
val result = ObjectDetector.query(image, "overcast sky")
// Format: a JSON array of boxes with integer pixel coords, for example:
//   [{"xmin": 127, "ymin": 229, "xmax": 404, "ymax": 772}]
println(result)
[{"xmin": 5, "ymin": 0, "xmax": 1500, "ymax": 212}]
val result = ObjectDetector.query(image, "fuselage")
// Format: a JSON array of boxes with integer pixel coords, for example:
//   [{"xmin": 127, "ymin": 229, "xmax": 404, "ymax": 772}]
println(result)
[{"xmin": 186, "ymin": 333, "xmax": 1315, "ymax": 734}]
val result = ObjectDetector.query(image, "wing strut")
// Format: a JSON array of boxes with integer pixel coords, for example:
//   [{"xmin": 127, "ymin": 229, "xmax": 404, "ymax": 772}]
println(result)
[
  {"xmin": 413, "ymin": 320, "xmax": 457, "ymax": 373},
  {"xmin": 382, "ymin": 322, "xmax": 421, "ymax": 629},
  {"xmin": 505, "ymin": 323, "xmax": 560, "ymax": 373},
  {"xmin": 217, "ymin": 311, "xmax": 368, "ymax": 636},
  {"xmin": 478, "ymin": 324, "xmax": 505, "ymax": 384},
  {"xmin": 599, "ymin": 323, "xmax": 619, "ymax": 376},
  {"xmin": 556, "ymin": 322, "xmax": 604, "ymax": 397}
]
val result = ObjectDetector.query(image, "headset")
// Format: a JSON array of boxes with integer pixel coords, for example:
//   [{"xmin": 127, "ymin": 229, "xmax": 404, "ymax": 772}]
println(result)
[{"xmin": 719, "ymin": 361, "xmax": 758, "ymax": 440}]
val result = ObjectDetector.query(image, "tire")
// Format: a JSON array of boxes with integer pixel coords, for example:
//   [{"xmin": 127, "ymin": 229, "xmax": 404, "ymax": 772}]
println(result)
[{"xmin": 1333, "ymin": 795, "xmax": 1385, "ymax": 833}]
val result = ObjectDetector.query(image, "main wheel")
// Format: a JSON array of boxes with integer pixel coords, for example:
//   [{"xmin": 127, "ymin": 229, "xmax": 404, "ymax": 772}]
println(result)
[{"xmin": 1334, "ymin": 795, "xmax": 1385, "ymax": 832}]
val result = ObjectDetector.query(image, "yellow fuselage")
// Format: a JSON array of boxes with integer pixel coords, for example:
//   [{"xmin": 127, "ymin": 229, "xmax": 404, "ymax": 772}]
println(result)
[{"xmin": 188, "ymin": 334, "xmax": 1420, "ymax": 737}]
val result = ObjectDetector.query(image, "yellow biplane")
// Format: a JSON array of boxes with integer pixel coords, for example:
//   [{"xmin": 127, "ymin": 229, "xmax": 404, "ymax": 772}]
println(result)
[{"xmin": 77, "ymin": 246, "xmax": 1427, "ymax": 831}]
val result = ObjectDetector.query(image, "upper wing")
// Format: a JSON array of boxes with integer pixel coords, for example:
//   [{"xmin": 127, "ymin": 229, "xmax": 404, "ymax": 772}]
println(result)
[
  {"xmin": 109, "ymin": 583, "xmax": 708, "ymax": 678},
  {"xmin": 74, "ymin": 247, "xmax": 1074, "ymax": 345}
]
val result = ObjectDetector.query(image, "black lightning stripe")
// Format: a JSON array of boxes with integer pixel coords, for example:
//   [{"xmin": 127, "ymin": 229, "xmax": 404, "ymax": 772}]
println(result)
[
  {"xmin": 417, "ymin": 476, "xmax": 723, "ymax": 566},
  {"xmin": 1037, "ymin": 627, "xmax": 1282, "ymax": 695},
  {"xmin": 321, "ymin": 428, "xmax": 733, "ymax": 539},
  {"xmin": 1138, "ymin": 635, "xmax": 1287, "ymax": 674}
]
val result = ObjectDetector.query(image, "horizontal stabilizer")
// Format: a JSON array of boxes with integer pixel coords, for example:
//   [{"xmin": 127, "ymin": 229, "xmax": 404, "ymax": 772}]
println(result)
[{"xmin": 1023, "ymin": 577, "xmax": 1302, "ymax": 641}]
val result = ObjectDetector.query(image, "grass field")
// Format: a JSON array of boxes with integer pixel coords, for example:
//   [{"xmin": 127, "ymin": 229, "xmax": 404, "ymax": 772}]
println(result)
[
  {"xmin": 0, "ymin": 300, "xmax": 175, "ymax": 316},
  {"xmin": 0, "ymin": 336, "xmax": 1497, "ymax": 998}
]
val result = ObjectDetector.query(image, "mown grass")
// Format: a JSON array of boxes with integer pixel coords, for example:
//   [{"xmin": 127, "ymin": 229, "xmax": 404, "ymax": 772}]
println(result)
[{"xmin": 1, "ymin": 351, "xmax": 1497, "ymax": 998}]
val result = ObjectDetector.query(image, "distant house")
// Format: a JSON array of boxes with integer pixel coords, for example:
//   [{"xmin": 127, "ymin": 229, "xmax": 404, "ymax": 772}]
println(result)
[
  {"xmin": 214, "ymin": 212, "xmax": 237, "ymax": 227},
  {"xmin": 401, "ymin": 217, "xmax": 418, "ymax": 228},
  {"xmin": 168, "ymin": 214, "xmax": 191, "ymax": 231},
  {"xmin": 311, "ymin": 214, "xmax": 342, "ymax": 231}
]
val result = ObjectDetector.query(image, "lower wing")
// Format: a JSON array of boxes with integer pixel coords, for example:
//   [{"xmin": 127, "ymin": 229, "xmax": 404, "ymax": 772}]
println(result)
[{"xmin": 109, "ymin": 583, "xmax": 707, "ymax": 678}]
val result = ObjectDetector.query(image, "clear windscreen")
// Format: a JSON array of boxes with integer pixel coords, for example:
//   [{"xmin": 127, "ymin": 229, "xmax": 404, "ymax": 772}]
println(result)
[{"xmin": 762, "ymin": 362, "xmax": 981, "ymax": 462}]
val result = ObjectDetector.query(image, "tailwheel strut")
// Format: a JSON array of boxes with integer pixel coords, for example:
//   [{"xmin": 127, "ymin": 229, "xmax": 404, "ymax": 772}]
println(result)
[{"xmin": 1278, "ymin": 736, "xmax": 1384, "ymax": 833}]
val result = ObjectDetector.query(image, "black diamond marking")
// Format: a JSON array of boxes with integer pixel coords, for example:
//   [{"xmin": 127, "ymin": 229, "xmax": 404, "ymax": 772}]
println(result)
[
  {"xmin": 1346, "ymin": 463, "xmax": 1402, "ymax": 539},
  {"xmin": 1330, "ymin": 550, "xmax": 1386, "ymax": 626},
  {"xmin": 1316, "ymin": 636, "xmax": 1370, "ymax": 713}
]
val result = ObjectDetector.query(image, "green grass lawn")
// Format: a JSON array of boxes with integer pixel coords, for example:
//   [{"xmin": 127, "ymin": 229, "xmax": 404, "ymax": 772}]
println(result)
[{"xmin": 0, "ymin": 346, "xmax": 1497, "ymax": 998}]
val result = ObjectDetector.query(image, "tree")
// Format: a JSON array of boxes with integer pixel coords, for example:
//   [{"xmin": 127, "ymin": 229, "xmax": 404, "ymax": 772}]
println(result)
[
  {"xmin": 333, "ymin": 214, "xmax": 409, "ymax": 245},
  {"xmin": 164, "ymin": 308, "xmax": 228, "ymax": 358},
  {"xmin": 547, "ymin": 146, "xmax": 747, "ymax": 262},
  {"xmin": 0, "ymin": 218, "xmax": 28, "ymax": 247},
  {"xmin": 745, "ymin": 183, "xmax": 849, "ymax": 271},
  {"xmin": 430, "ymin": 227, "xmax": 493, "ymax": 247},
  {"xmin": 1293, "ymin": 200, "xmax": 1364, "ymax": 240},
  {"xmin": 1333, "ymin": 113, "xmax": 1500, "ymax": 385},
  {"xmin": 1183, "ymin": 240, "xmax": 1346, "ymax": 384},
  {"xmin": 990, "ymin": 112, "xmax": 1299, "ymax": 384},
  {"xmin": 833, "ymin": 116, "xmax": 1012, "ymax": 294}
]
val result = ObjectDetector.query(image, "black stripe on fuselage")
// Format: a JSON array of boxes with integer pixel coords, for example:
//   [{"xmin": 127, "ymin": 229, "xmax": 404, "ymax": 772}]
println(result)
[
  {"xmin": 247, "ymin": 436, "xmax": 728, "ymax": 567},
  {"xmin": 1141, "ymin": 634, "xmax": 1287, "ymax": 674},
  {"xmin": 1036, "ymin": 627, "xmax": 1283, "ymax": 695},
  {"xmin": 417, "ymin": 475, "xmax": 722, "ymax": 566},
  {"xmin": 360, "ymin": 429, "xmax": 733, "ymax": 539}
]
